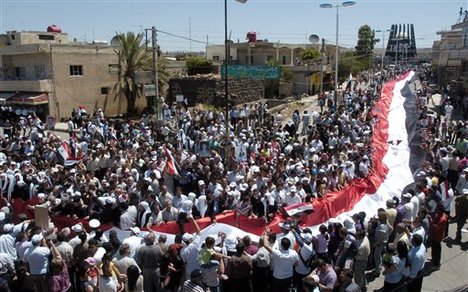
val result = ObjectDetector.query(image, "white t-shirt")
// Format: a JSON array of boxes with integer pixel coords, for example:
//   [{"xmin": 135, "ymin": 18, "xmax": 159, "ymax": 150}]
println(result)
[
  {"xmin": 98, "ymin": 275, "xmax": 119, "ymax": 292},
  {"xmin": 0, "ymin": 234, "xmax": 17, "ymax": 261},
  {"xmin": 120, "ymin": 206, "xmax": 137, "ymax": 230},
  {"xmin": 270, "ymin": 247, "xmax": 299, "ymax": 279},
  {"xmin": 24, "ymin": 245, "xmax": 51, "ymax": 275},
  {"xmin": 93, "ymin": 247, "xmax": 107, "ymax": 266},
  {"xmin": 284, "ymin": 193, "xmax": 302, "ymax": 206},
  {"xmin": 122, "ymin": 235, "xmax": 143, "ymax": 258},
  {"xmin": 180, "ymin": 235, "xmax": 202, "ymax": 277}
]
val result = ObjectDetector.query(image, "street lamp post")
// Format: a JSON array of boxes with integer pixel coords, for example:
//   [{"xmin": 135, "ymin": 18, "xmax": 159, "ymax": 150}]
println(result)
[
  {"xmin": 225, "ymin": 0, "xmax": 247, "ymax": 137},
  {"xmin": 320, "ymin": 1, "xmax": 356, "ymax": 107},
  {"xmin": 375, "ymin": 29, "xmax": 390, "ymax": 72}
]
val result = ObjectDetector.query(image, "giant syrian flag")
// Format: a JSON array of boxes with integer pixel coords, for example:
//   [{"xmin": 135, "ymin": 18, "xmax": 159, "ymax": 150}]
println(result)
[{"xmin": 45, "ymin": 71, "xmax": 422, "ymax": 243}]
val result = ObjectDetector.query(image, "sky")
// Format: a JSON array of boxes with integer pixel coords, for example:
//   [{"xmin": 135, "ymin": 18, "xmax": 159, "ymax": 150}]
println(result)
[{"xmin": 0, "ymin": 0, "xmax": 466, "ymax": 52}]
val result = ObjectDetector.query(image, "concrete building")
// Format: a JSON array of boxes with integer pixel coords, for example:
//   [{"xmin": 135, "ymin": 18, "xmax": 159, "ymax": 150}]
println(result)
[
  {"xmin": 0, "ymin": 30, "xmax": 131, "ymax": 120},
  {"xmin": 432, "ymin": 12, "xmax": 468, "ymax": 93},
  {"xmin": 206, "ymin": 35, "xmax": 339, "ymax": 95}
]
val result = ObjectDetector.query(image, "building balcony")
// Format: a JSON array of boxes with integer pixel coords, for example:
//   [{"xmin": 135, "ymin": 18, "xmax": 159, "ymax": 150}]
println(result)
[{"xmin": 0, "ymin": 79, "xmax": 53, "ymax": 92}]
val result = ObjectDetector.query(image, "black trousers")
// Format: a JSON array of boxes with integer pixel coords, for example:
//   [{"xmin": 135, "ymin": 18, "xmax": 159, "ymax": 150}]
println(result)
[
  {"xmin": 252, "ymin": 266, "xmax": 269, "ymax": 292},
  {"xmin": 271, "ymin": 276, "xmax": 293, "ymax": 292},
  {"xmin": 407, "ymin": 270, "xmax": 423, "ymax": 292},
  {"xmin": 384, "ymin": 280, "xmax": 402, "ymax": 292},
  {"xmin": 430, "ymin": 239, "xmax": 442, "ymax": 266},
  {"xmin": 293, "ymin": 270, "xmax": 309, "ymax": 292}
]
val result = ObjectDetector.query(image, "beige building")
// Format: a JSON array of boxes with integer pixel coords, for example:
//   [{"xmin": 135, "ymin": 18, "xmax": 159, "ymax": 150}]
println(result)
[
  {"xmin": 432, "ymin": 14, "xmax": 468, "ymax": 91},
  {"xmin": 206, "ymin": 39, "xmax": 338, "ymax": 95},
  {"xmin": 0, "ymin": 30, "xmax": 135, "ymax": 120}
]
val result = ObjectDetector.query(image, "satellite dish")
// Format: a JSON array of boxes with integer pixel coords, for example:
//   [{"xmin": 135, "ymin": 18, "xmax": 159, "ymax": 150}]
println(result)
[
  {"xmin": 308, "ymin": 34, "xmax": 320, "ymax": 44},
  {"xmin": 110, "ymin": 36, "xmax": 121, "ymax": 47}
]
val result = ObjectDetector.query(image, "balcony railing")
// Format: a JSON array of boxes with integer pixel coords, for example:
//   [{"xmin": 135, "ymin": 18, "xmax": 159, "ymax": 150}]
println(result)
[{"xmin": 0, "ymin": 79, "xmax": 53, "ymax": 92}]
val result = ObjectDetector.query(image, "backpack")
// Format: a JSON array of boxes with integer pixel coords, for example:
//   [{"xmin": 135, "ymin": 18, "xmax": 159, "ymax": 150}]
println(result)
[{"xmin": 299, "ymin": 245, "xmax": 317, "ymax": 271}]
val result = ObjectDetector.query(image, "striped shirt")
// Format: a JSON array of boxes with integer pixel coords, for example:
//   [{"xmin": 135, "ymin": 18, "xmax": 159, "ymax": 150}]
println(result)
[{"xmin": 182, "ymin": 280, "xmax": 204, "ymax": 292}]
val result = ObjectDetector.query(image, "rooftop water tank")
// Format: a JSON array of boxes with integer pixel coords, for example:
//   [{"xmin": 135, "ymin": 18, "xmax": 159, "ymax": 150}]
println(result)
[
  {"xmin": 47, "ymin": 25, "xmax": 62, "ymax": 33},
  {"xmin": 247, "ymin": 31, "xmax": 256, "ymax": 43}
]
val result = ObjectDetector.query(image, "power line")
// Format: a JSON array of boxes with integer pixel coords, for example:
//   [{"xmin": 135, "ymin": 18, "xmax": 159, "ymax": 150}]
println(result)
[{"xmin": 157, "ymin": 29, "xmax": 208, "ymax": 45}]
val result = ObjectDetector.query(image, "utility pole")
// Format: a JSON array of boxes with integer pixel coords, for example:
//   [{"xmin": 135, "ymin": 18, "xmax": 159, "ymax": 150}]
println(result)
[
  {"xmin": 151, "ymin": 26, "xmax": 160, "ymax": 119},
  {"xmin": 320, "ymin": 38, "xmax": 326, "ymax": 94}
]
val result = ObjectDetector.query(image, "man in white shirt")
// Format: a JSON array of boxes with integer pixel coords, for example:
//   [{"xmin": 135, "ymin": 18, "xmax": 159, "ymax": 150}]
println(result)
[
  {"xmin": 122, "ymin": 227, "xmax": 143, "ymax": 258},
  {"xmin": 180, "ymin": 217, "xmax": 202, "ymax": 278},
  {"xmin": 263, "ymin": 228, "xmax": 299, "ymax": 291},
  {"xmin": 292, "ymin": 230, "xmax": 315, "ymax": 288},
  {"xmin": 87, "ymin": 238, "xmax": 106, "ymax": 265},
  {"xmin": 0, "ymin": 224, "xmax": 17, "ymax": 261},
  {"xmin": 358, "ymin": 156, "xmax": 370, "ymax": 177},
  {"xmin": 284, "ymin": 187, "xmax": 302, "ymax": 206},
  {"xmin": 455, "ymin": 168, "xmax": 468, "ymax": 195},
  {"xmin": 24, "ymin": 234, "xmax": 51, "ymax": 291}
]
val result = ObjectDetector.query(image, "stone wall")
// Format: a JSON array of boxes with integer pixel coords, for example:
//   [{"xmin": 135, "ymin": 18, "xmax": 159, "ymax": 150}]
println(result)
[{"xmin": 168, "ymin": 76, "xmax": 265, "ymax": 107}]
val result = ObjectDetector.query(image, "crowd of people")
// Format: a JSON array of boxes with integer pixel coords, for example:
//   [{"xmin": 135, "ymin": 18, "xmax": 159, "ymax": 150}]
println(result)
[{"xmin": 0, "ymin": 66, "xmax": 466, "ymax": 292}]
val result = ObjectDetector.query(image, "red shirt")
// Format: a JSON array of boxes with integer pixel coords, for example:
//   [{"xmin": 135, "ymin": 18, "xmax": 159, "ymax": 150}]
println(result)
[{"xmin": 429, "ymin": 212, "xmax": 448, "ymax": 242}]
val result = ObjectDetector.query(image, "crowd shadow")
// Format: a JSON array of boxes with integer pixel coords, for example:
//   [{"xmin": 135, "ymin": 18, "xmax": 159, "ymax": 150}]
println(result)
[{"xmin": 445, "ymin": 237, "xmax": 468, "ymax": 251}]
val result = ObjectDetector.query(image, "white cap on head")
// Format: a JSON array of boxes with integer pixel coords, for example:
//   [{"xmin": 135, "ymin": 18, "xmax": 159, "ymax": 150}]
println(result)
[
  {"xmin": 3, "ymin": 224, "xmax": 14, "ymax": 233},
  {"xmin": 89, "ymin": 219, "xmax": 101, "ymax": 229},
  {"xmin": 182, "ymin": 233, "xmax": 194, "ymax": 242},
  {"xmin": 130, "ymin": 227, "xmax": 140, "ymax": 235},
  {"xmin": 301, "ymin": 232, "xmax": 313, "ymax": 244},
  {"xmin": 71, "ymin": 224, "xmax": 83, "ymax": 233},
  {"xmin": 402, "ymin": 193, "xmax": 412, "ymax": 199},
  {"xmin": 31, "ymin": 234, "xmax": 44, "ymax": 245},
  {"xmin": 224, "ymin": 235, "xmax": 238, "ymax": 252}
]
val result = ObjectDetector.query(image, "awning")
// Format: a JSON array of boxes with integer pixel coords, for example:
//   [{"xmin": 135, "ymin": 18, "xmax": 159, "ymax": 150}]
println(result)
[
  {"xmin": 0, "ymin": 92, "xmax": 16, "ymax": 104},
  {"xmin": 6, "ymin": 92, "xmax": 49, "ymax": 105}
]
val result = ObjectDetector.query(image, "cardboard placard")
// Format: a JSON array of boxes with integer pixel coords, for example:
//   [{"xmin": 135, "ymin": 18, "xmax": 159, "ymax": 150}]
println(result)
[{"xmin": 35, "ymin": 205, "xmax": 49, "ymax": 229}]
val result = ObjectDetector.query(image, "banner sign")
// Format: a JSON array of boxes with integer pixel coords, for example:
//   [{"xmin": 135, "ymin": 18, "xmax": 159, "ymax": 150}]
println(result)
[{"xmin": 221, "ymin": 65, "xmax": 281, "ymax": 79}]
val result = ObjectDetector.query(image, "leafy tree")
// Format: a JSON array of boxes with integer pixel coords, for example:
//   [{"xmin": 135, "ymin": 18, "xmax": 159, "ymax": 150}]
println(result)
[
  {"xmin": 300, "ymin": 47, "xmax": 321, "ymax": 63},
  {"xmin": 113, "ymin": 32, "xmax": 150, "ymax": 114},
  {"xmin": 338, "ymin": 51, "xmax": 371, "ymax": 82},
  {"xmin": 112, "ymin": 32, "xmax": 170, "ymax": 115},
  {"xmin": 185, "ymin": 56, "xmax": 213, "ymax": 75},
  {"xmin": 355, "ymin": 25, "xmax": 378, "ymax": 57}
]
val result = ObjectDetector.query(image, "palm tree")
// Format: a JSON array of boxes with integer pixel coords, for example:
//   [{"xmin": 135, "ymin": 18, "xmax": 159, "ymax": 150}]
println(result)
[{"xmin": 113, "ymin": 32, "xmax": 150, "ymax": 115}]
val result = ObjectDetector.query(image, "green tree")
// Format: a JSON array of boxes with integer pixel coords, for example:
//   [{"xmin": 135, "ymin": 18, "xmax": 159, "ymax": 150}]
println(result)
[
  {"xmin": 113, "ymin": 32, "xmax": 150, "ymax": 114},
  {"xmin": 300, "ymin": 47, "xmax": 321, "ymax": 63},
  {"xmin": 185, "ymin": 56, "xmax": 213, "ymax": 75},
  {"xmin": 355, "ymin": 25, "xmax": 378, "ymax": 57},
  {"xmin": 338, "ymin": 52, "xmax": 371, "ymax": 82}
]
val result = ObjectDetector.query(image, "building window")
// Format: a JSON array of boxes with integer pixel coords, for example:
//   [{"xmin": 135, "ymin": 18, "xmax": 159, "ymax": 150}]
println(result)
[
  {"xmin": 213, "ymin": 56, "xmax": 220, "ymax": 61},
  {"xmin": 34, "ymin": 65, "xmax": 45, "ymax": 78},
  {"xmin": 282, "ymin": 56, "xmax": 287, "ymax": 65},
  {"xmin": 15, "ymin": 67, "xmax": 25, "ymax": 79},
  {"xmin": 101, "ymin": 87, "xmax": 109, "ymax": 95},
  {"xmin": 38, "ymin": 34, "xmax": 55, "ymax": 41},
  {"xmin": 69, "ymin": 65, "xmax": 83, "ymax": 76}
]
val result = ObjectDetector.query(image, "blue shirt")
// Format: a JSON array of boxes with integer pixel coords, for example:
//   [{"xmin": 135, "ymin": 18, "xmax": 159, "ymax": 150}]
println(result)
[
  {"xmin": 408, "ymin": 244, "xmax": 426, "ymax": 278},
  {"xmin": 385, "ymin": 256, "xmax": 405, "ymax": 284}
]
